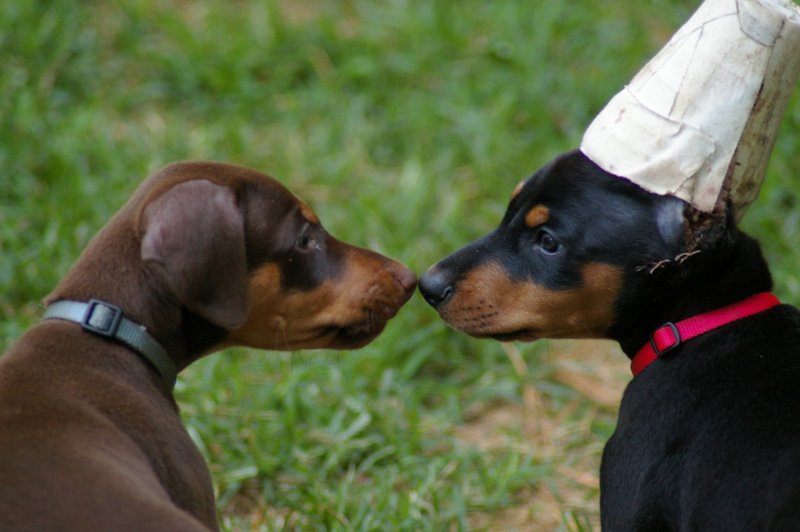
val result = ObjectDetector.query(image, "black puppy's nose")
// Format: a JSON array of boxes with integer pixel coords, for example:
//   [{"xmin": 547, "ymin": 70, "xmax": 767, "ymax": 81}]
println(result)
[{"xmin": 419, "ymin": 268, "xmax": 454, "ymax": 309}]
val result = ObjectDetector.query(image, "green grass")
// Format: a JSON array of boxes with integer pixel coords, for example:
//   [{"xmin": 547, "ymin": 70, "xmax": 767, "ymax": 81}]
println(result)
[{"xmin": 2, "ymin": 0, "xmax": 799, "ymax": 529}]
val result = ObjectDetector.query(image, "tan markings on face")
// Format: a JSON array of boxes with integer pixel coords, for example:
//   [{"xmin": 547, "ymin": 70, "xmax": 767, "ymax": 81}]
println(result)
[
  {"xmin": 299, "ymin": 203, "xmax": 319, "ymax": 225},
  {"xmin": 436, "ymin": 261, "xmax": 622, "ymax": 340},
  {"xmin": 525, "ymin": 205, "xmax": 550, "ymax": 228},
  {"xmin": 510, "ymin": 180, "xmax": 525, "ymax": 200},
  {"xmin": 227, "ymin": 248, "xmax": 414, "ymax": 351}
]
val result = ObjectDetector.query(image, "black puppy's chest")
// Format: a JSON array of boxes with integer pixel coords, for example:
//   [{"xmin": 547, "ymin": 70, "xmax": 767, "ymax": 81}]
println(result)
[
  {"xmin": 600, "ymin": 311, "xmax": 800, "ymax": 531},
  {"xmin": 600, "ymin": 379, "xmax": 695, "ymax": 531}
]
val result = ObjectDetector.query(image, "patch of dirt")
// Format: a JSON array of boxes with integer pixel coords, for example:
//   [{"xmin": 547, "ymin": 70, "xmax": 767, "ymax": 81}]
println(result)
[
  {"xmin": 220, "ymin": 339, "xmax": 629, "ymax": 530},
  {"xmin": 456, "ymin": 339, "xmax": 629, "ymax": 531}
]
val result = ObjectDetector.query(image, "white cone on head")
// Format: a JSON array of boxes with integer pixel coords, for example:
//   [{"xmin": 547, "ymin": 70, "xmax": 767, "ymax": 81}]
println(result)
[{"xmin": 580, "ymin": 0, "xmax": 800, "ymax": 220}]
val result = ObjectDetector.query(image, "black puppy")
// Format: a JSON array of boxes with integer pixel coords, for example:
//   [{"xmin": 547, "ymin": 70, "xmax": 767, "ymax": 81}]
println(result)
[{"xmin": 419, "ymin": 149, "xmax": 800, "ymax": 530}]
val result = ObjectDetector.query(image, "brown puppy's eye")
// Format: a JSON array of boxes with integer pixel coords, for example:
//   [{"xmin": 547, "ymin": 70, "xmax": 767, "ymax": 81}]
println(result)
[
  {"xmin": 536, "ymin": 230, "xmax": 561, "ymax": 254},
  {"xmin": 297, "ymin": 226, "xmax": 312, "ymax": 249}
]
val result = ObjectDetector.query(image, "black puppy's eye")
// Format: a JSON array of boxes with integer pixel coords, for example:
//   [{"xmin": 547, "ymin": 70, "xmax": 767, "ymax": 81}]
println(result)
[{"xmin": 535, "ymin": 230, "xmax": 561, "ymax": 253}]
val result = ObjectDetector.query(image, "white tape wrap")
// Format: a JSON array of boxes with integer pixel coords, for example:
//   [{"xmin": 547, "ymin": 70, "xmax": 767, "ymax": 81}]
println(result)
[{"xmin": 580, "ymin": 0, "xmax": 800, "ymax": 218}]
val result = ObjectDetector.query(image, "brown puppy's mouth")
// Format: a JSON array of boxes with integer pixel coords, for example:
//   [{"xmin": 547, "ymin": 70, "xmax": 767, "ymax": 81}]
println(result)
[
  {"xmin": 328, "ymin": 320, "xmax": 389, "ymax": 348},
  {"xmin": 326, "ymin": 283, "xmax": 417, "ymax": 348}
]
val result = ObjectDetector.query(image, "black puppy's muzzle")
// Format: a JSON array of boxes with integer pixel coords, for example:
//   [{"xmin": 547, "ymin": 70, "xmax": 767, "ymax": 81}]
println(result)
[
  {"xmin": 419, "ymin": 267, "xmax": 454, "ymax": 309},
  {"xmin": 421, "ymin": 233, "xmax": 494, "ymax": 309}
]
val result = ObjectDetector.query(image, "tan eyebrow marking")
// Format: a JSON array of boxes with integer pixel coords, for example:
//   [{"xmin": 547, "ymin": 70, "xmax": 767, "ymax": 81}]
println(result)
[
  {"xmin": 510, "ymin": 180, "xmax": 526, "ymax": 200},
  {"xmin": 525, "ymin": 205, "xmax": 549, "ymax": 228},
  {"xmin": 299, "ymin": 203, "xmax": 319, "ymax": 225}
]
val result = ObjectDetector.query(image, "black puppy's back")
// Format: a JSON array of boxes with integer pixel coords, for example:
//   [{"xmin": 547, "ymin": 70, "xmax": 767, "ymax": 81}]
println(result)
[{"xmin": 603, "ymin": 299, "xmax": 800, "ymax": 530}]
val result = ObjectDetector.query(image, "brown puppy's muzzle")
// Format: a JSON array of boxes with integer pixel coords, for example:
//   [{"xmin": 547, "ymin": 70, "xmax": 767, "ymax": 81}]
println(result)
[
  {"xmin": 327, "ymin": 245, "xmax": 417, "ymax": 348},
  {"xmin": 228, "ymin": 242, "xmax": 416, "ymax": 351}
]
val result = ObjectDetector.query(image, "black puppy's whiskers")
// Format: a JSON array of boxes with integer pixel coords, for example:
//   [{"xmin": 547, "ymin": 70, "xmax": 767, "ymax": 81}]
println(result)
[{"xmin": 636, "ymin": 250, "xmax": 702, "ymax": 274}]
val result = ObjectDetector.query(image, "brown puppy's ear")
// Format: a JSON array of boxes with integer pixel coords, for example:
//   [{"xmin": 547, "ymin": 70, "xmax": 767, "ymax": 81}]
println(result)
[{"xmin": 141, "ymin": 180, "xmax": 248, "ymax": 330}]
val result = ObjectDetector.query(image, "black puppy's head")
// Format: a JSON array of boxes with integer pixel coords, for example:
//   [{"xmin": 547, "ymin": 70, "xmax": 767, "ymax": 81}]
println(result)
[{"xmin": 419, "ymin": 150, "xmax": 685, "ymax": 341}]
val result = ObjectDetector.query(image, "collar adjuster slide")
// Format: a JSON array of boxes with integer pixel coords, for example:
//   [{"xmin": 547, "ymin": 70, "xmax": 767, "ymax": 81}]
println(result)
[
  {"xmin": 81, "ymin": 299, "xmax": 123, "ymax": 337},
  {"xmin": 649, "ymin": 322, "xmax": 681, "ymax": 357}
]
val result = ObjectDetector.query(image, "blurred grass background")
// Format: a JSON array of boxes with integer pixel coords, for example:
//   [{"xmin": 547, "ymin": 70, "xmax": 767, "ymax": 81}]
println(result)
[{"xmin": 1, "ymin": 0, "xmax": 798, "ymax": 530}]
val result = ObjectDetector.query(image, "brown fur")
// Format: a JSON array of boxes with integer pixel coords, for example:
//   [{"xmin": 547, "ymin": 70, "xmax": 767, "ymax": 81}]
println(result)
[
  {"xmin": 228, "ymin": 246, "xmax": 411, "ymax": 350},
  {"xmin": 510, "ymin": 180, "xmax": 525, "ymax": 200},
  {"xmin": 0, "ymin": 161, "xmax": 416, "ymax": 530},
  {"xmin": 435, "ymin": 261, "xmax": 622, "ymax": 341},
  {"xmin": 524, "ymin": 205, "xmax": 550, "ymax": 228}
]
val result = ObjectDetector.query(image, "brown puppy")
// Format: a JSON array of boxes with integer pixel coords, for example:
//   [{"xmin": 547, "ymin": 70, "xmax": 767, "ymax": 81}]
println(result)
[{"xmin": 0, "ymin": 161, "xmax": 416, "ymax": 531}]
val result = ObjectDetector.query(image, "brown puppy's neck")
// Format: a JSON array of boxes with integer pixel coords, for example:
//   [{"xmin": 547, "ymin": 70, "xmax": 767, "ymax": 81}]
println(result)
[{"xmin": 43, "ymin": 197, "xmax": 224, "ymax": 378}]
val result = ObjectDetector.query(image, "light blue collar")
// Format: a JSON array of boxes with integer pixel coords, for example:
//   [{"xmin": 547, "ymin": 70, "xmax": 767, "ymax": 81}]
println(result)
[{"xmin": 43, "ymin": 299, "xmax": 177, "ymax": 389}]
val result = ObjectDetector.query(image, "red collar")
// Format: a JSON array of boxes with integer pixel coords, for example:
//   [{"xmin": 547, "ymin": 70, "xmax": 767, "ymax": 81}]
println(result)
[{"xmin": 631, "ymin": 292, "xmax": 780, "ymax": 376}]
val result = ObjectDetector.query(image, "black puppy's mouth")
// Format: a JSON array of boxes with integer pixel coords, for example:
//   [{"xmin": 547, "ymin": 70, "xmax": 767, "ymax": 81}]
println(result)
[{"xmin": 474, "ymin": 329, "xmax": 541, "ymax": 343}]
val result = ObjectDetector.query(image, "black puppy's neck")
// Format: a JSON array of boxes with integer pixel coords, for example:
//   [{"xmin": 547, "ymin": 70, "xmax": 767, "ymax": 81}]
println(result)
[{"xmin": 609, "ymin": 225, "xmax": 773, "ymax": 358}]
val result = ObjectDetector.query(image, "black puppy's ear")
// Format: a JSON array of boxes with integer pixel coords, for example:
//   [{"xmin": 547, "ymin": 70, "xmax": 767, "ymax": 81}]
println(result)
[
  {"xmin": 654, "ymin": 195, "xmax": 686, "ymax": 251},
  {"xmin": 141, "ymin": 180, "xmax": 248, "ymax": 330}
]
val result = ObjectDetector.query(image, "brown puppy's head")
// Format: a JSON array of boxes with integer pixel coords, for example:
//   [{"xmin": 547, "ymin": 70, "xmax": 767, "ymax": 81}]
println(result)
[
  {"xmin": 134, "ymin": 161, "xmax": 416, "ymax": 354},
  {"xmin": 45, "ymin": 161, "xmax": 416, "ymax": 373},
  {"xmin": 418, "ymin": 150, "xmax": 685, "ymax": 342}
]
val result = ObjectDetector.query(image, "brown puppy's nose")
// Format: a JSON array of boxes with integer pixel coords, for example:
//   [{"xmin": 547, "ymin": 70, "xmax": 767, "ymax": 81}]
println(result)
[
  {"xmin": 418, "ymin": 267, "xmax": 453, "ymax": 309},
  {"xmin": 388, "ymin": 261, "xmax": 418, "ymax": 295}
]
